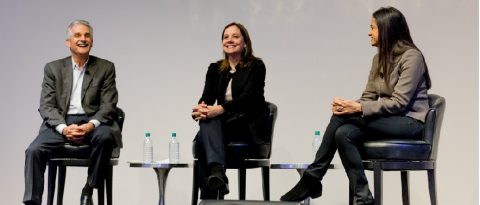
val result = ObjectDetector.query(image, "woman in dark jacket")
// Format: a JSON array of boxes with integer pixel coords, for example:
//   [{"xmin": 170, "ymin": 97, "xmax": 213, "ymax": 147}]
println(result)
[
  {"xmin": 192, "ymin": 22, "xmax": 268, "ymax": 199},
  {"xmin": 281, "ymin": 7, "xmax": 432, "ymax": 205}
]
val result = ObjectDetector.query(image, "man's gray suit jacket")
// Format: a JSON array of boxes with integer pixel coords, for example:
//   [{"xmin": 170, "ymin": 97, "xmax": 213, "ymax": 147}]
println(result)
[{"xmin": 38, "ymin": 55, "xmax": 122, "ymax": 147}]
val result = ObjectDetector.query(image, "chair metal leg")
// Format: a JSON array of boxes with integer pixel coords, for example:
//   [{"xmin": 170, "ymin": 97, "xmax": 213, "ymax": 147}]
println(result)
[
  {"xmin": 238, "ymin": 168, "xmax": 246, "ymax": 200},
  {"xmin": 57, "ymin": 166, "xmax": 66, "ymax": 205},
  {"xmin": 348, "ymin": 182, "xmax": 353, "ymax": 205},
  {"xmin": 401, "ymin": 171, "xmax": 410, "ymax": 205},
  {"xmin": 47, "ymin": 164, "xmax": 57, "ymax": 205},
  {"xmin": 261, "ymin": 167, "xmax": 270, "ymax": 201},
  {"xmin": 98, "ymin": 180, "xmax": 105, "ymax": 205},
  {"xmin": 106, "ymin": 165, "xmax": 113, "ymax": 205},
  {"xmin": 427, "ymin": 169, "xmax": 437, "ymax": 205},
  {"xmin": 373, "ymin": 162, "xmax": 383, "ymax": 205},
  {"xmin": 192, "ymin": 161, "xmax": 199, "ymax": 205}
]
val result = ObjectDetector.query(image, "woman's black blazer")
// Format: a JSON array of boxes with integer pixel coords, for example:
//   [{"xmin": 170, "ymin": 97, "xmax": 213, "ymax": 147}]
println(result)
[{"xmin": 198, "ymin": 58, "xmax": 269, "ymax": 143}]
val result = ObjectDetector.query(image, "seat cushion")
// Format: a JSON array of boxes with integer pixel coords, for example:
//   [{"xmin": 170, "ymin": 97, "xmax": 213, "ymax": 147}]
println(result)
[
  {"xmin": 226, "ymin": 143, "xmax": 271, "ymax": 159},
  {"xmin": 51, "ymin": 144, "xmax": 120, "ymax": 159},
  {"xmin": 51, "ymin": 144, "xmax": 91, "ymax": 158},
  {"xmin": 361, "ymin": 140, "xmax": 432, "ymax": 160},
  {"xmin": 192, "ymin": 141, "xmax": 271, "ymax": 159}
]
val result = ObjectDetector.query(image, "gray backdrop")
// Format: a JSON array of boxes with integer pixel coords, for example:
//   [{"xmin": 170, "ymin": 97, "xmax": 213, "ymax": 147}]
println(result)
[{"xmin": 0, "ymin": 0, "xmax": 477, "ymax": 204}]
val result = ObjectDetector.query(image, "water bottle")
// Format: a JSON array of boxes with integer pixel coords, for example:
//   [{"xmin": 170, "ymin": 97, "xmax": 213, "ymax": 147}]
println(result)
[
  {"xmin": 169, "ymin": 132, "xmax": 180, "ymax": 163},
  {"xmin": 312, "ymin": 130, "xmax": 321, "ymax": 160},
  {"xmin": 143, "ymin": 132, "xmax": 153, "ymax": 163}
]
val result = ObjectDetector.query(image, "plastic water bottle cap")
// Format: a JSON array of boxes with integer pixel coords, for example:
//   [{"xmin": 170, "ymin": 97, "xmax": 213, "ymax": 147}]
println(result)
[
  {"xmin": 145, "ymin": 132, "xmax": 151, "ymax": 138},
  {"xmin": 315, "ymin": 131, "xmax": 320, "ymax": 135},
  {"xmin": 171, "ymin": 132, "xmax": 176, "ymax": 137}
]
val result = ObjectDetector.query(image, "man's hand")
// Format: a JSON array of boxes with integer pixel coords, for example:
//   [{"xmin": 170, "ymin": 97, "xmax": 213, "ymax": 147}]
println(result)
[
  {"xmin": 63, "ymin": 124, "xmax": 81, "ymax": 142},
  {"xmin": 78, "ymin": 122, "xmax": 95, "ymax": 135},
  {"xmin": 62, "ymin": 123, "xmax": 95, "ymax": 143}
]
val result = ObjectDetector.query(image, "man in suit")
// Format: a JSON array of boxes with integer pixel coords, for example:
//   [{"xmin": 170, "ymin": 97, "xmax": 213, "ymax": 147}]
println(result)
[{"xmin": 23, "ymin": 20, "xmax": 121, "ymax": 205}]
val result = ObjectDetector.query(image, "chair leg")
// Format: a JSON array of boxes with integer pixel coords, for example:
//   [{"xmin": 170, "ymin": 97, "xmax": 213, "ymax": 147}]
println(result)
[
  {"xmin": 348, "ymin": 182, "xmax": 353, "ymax": 205},
  {"xmin": 106, "ymin": 165, "xmax": 113, "ymax": 205},
  {"xmin": 98, "ymin": 178, "xmax": 105, "ymax": 205},
  {"xmin": 47, "ymin": 163, "xmax": 57, "ymax": 205},
  {"xmin": 96, "ymin": 165, "xmax": 112, "ymax": 205},
  {"xmin": 238, "ymin": 168, "xmax": 246, "ymax": 200},
  {"xmin": 57, "ymin": 166, "xmax": 66, "ymax": 205},
  {"xmin": 401, "ymin": 171, "xmax": 410, "ymax": 205},
  {"xmin": 192, "ymin": 161, "xmax": 199, "ymax": 205},
  {"xmin": 427, "ymin": 169, "xmax": 437, "ymax": 205},
  {"xmin": 261, "ymin": 167, "xmax": 270, "ymax": 201},
  {"xmin": 373, "ymin": 162, "xmax": 383, "ymax": 205}
]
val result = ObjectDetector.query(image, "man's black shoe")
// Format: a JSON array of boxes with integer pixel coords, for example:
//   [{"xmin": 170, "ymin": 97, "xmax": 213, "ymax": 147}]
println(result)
[
  {"xmin": 207, "ymin": 165, "xmax": 229, "ymax": 195},
  {"xmin": 207, "ymin": 174, "xmax": 230, "ymax": 195},
  {"xmin": 280, "ymin": 176, "xmax": 322, "ymax": 201},
  {"xmin": 80, "ymin": 193, "xmax": 94, "ymax": 205},
  {"xmin": 24, "ymin": 201, "xmax": 40, "ymax": 205}
]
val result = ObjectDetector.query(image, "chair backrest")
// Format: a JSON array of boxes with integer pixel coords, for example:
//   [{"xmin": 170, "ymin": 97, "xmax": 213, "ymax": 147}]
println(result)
[
  {"xmin": 116, "ymin": 107, "xmax": 125, "ymax": 131},
  {"xmin": 423, "ymin": 94, "xmax": 446, "ymax": 160},
  {"xmin": 264, "ymin": 102, "xmax": 278, "ymax": 143},
  {"xmin": 263, "ymin": 101, "xmax": 278, "ymax": 158},
  {"xmin": 222, "ymin": 101, "xmax": 278, "ymax": 160},
  {"xmin": 111, "ymin": 107, "xmax": 125, "ymax": 157}
]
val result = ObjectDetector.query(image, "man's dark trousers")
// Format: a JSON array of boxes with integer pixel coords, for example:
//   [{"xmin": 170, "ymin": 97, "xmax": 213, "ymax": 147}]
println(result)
[{"xmin": 23, "ymin": 115, "xmax": 114, "ymax": 205}]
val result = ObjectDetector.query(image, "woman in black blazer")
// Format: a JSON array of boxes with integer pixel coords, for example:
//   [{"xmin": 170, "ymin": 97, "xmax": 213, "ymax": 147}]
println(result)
[{"xmin": 192, "ymin": 22, "xmax": 268, "ymax": 199}]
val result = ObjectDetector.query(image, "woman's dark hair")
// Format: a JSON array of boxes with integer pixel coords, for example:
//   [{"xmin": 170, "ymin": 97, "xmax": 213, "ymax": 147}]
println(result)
[
  {"xmin": 218, "ymin": 22, "xmax": 256, "ymax": 71},
  {"xmin": 373, "ymin": 7, "xmax": 431, "ymax": 89}
]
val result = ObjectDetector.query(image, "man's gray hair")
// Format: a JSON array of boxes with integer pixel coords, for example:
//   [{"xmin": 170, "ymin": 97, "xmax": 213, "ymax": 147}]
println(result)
[{"xmin": 66, "ymin": 20, "xmax": 93, "ymax": 40}]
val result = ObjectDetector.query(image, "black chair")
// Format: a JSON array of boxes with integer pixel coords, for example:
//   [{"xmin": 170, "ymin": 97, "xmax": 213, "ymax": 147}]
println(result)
[
  {"xmin": 349, "ymin": 94, "xmax": 445, "ymax": 205},
  {"xmin": 47, "ymin": 108, "xmax": 125, "ymax": 205},
  {"xmin": 192, "ymin": 102, "xmax": 278, "ymax": 205}
]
